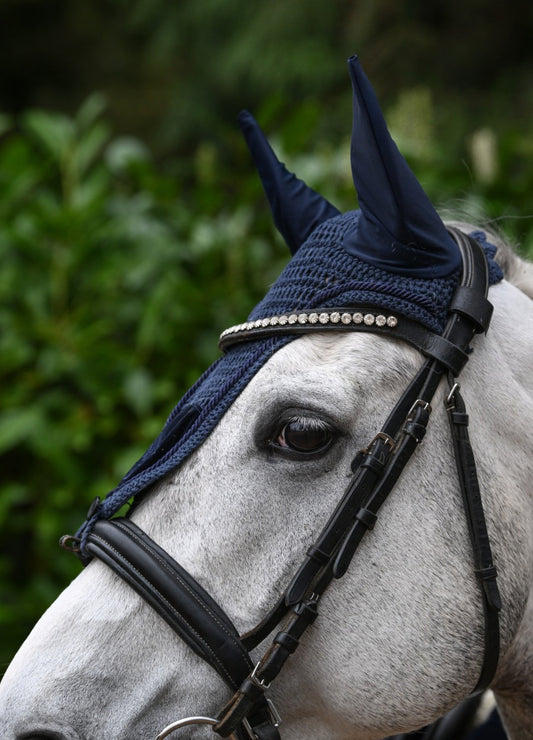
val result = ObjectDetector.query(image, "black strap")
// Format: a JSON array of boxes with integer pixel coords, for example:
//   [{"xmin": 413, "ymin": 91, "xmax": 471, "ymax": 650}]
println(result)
[
  {"xmin": 86, "ymin": 519, "xmax": 281, "ymax": 739},
  {"xmin": 214, "ymin": 361, "xmax": 442, "ymax": 735},
  {"xmin": 87, "ymin": 519, "xmax": 253, "ymax": 690},
  {"xmin": 215, "ymin": 598, "xmax": 319, "ymax": 738},
  {"xmin": 445, "ymin": 378, "xmax": 501, "ymax": 693},
  {"xmin": 284, "ymin": 358, "xmax": 442, "ymax": 606},
  {"xmin": 213, "ymin": 231, "xmax": 501, "ymax": 735},
  {"xmin": 219, "ymin": 309, "xmax": 471, "ymax": 376}
]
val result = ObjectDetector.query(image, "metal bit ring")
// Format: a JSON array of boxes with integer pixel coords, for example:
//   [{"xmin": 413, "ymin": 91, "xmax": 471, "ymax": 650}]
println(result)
[{"xmin": 155, "ymin": 715, "xmax": 239, "ymax": 739}]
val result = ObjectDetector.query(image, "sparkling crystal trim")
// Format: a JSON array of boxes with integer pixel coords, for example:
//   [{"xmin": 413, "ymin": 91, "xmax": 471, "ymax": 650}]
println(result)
[{"xmin": 220, "ymin": 311, "xmax": 399, "ymax": 343}]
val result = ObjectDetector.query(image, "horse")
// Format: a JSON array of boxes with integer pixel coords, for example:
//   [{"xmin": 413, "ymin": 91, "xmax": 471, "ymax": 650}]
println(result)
[{"xmin": 1, "ymin": 56, "xmax": 532, "ymax": 740}]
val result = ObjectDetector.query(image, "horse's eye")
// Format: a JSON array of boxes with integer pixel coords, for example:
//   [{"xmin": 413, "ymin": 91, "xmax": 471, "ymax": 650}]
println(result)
[{"xmin": 271, "ymin": 416, "xmax": 334, "ymax": 456}]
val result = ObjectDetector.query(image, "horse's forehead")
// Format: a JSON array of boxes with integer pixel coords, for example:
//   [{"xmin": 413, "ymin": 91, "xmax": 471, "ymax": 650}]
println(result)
[{"xmin": 236, "ymin": 332, "xmax": 419, "ymax": 410}]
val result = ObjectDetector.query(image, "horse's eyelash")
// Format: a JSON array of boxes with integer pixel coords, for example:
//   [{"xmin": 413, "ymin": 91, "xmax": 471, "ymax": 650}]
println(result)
[{"xmin": 282, "ymin": 415, "xmax": 331, "ymax": 431}]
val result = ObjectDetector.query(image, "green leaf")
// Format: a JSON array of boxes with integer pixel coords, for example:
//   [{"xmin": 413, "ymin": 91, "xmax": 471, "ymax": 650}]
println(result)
[
  {"xmin": 22, "ymin": 110, "xmax": 75, "ymax": 162},
  {"xmin": 75, "ymin": 93, "xmax": 107, "ymax": 133},
  {"xmin": 74, "ymin": 121, "xmax": 111, "ymax": 179},
  {"xmin": 0, "ymin": 407, "xmax": 44, "ymax": 453}
]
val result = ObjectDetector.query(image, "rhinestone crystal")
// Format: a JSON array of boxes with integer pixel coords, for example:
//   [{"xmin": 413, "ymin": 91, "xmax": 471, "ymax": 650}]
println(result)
[{"xmin": 219, "ymin": 309, "xmax": 399, "ymax": 345}]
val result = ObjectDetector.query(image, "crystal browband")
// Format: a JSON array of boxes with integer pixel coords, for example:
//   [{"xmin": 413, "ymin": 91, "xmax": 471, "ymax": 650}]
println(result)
[{"xmin": 219, "ymin": 309, "xmax": 399, "ymax": 351}]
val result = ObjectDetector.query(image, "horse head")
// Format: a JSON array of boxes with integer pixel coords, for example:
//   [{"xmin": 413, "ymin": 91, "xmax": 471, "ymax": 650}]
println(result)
[{"xmin": 1, "ymin": 56, "xmax": 532, "ymax": 740}]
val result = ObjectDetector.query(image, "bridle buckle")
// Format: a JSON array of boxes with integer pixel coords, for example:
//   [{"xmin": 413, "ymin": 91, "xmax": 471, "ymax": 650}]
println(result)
[
  {"xmin": 445, "ymin": 381, "xmax": 461, "ymax": 408},
  {"xmin": 406, "ymin": 398, "xmax": 431, "ymax": 420},
  {"xmin": 360, "ymin": 431, "xmax": 396, "ymax": 455},
  {"xmin": 242, "ymin": 697, "xmax": 282, "ymax": 739},
  {"xmin": 249, "ymin": 660, "xmax": 272, "ymax": 690}
]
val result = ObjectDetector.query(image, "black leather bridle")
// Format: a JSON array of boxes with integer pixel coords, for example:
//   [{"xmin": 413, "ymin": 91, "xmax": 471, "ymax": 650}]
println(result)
[{"xmin": 62, "ymin": 228, "xmax": 502, "ymax": 740}]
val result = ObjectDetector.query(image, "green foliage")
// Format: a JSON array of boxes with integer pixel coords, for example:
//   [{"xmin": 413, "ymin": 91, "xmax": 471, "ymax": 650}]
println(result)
[
  {"xmin": 0, "ymin": 96, "xmax": 287, "ymax": 670},
  {"xmin": 1, "ymin": 83, "xmax": 532, "ymax": 672}
]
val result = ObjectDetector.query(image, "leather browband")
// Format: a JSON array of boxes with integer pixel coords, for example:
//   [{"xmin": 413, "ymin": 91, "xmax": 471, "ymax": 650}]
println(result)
[
  {"xmin": 218, "ymin": 230, "xmax": 494, "ymax": 380},
  {"xmin": 220, "ymin": 309, "xmax": 473, "ymax": 377},
  {"xmin": 70, "ymin": 228, "xmax": 501, "ymax": 740}
]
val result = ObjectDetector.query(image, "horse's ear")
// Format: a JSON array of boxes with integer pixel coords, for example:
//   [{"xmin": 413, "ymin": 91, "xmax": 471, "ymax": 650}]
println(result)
[
  {"xmin": 238, "ymin": 110, "xmax": 340, "ymax": 254},
  {"xmin": 345, "ymin": 56, "xmax": 461, "ymax": 277}
]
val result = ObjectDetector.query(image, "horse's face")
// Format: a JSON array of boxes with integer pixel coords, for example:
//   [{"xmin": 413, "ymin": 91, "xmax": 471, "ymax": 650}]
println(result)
[{"xmin": 2, "ymin": 279, "xmax": 532, "ymax": 739}]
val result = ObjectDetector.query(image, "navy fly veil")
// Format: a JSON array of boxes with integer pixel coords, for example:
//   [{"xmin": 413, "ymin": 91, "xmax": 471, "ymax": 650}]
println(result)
[{"xmin": 76, "ymin": 56, "xmax": 502, "ymax": 548}]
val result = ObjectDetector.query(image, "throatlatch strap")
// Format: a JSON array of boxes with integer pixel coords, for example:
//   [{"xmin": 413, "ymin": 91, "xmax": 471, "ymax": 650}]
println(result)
[{"xmin": 445, "ymin": 378, "xmax": 501, "ymax": 692}]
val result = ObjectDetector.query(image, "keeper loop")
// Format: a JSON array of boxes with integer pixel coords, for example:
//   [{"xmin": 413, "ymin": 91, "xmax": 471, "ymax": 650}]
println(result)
[
  {"xmin": 274, "ymin": 630, "xmax": 299, "ymax": 653},
  {"xmin": 355, "ymin": 508, "xmax": 378, "ymax": 530},
  {"xmin": 306, "ymin": 545, "xmax": 330, "ymax": 565},
  {"xmin": 451, "ymin": 411, "xmax": 469, "ymax": 426},
  {"xmin": 475, "ymin": 565, "xmax": 498, "ymax": 582}
]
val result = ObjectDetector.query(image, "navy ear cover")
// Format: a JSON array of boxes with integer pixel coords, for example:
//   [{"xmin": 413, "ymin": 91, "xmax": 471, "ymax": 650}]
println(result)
[
  {"xmin": 238, "ymin": 110, "xmax": 340, "ymax": 254},
  {"xmin": 344, "ymin": 56, "xmax": 460, "ymax": 277}
]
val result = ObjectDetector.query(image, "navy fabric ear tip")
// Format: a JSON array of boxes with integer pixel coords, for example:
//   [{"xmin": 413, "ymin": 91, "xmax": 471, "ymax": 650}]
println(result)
[
  {"xmin": 345, "ymin": 56, "xmax": 461, "ymax": 278},
  {"xmin": 238, "ymin": 110, "xmax": 340, "ymax": 255}
]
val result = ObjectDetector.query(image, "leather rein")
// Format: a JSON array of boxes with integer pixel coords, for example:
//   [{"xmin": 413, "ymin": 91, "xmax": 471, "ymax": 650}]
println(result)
[{"xmin": 62, "ymin": 228, "xmax": 502, "ymax": 739}]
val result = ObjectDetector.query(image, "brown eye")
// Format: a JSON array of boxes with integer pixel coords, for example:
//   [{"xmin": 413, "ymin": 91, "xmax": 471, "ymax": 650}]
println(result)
[{"xmin": 274, "ymin": 416, "xmax": 333, "ymax": 455}]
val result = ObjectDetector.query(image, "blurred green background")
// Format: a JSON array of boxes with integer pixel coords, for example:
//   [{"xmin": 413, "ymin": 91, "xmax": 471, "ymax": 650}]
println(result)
[{"xmin": 1, "ymin": 0, "xmax": 532, "ymax": 671}]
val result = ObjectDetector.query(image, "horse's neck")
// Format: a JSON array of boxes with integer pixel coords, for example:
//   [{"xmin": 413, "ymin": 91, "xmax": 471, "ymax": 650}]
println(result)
[
  {"xmin": 494, "ymin": 587, "xmax": 533, "ymax": 739},
  {"xmin": 496, "ymin": 240, "xmax": 533, "ymax": 299},
  {"xmin": 491, "ymin": 261, "xmax": 533, "ymax": 739}
]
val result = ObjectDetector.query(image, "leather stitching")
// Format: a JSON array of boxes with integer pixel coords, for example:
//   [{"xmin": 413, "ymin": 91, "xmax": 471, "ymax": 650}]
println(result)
[{"xmin": 90, "ymin": 533, "xmax": 239, "ymax": 689}]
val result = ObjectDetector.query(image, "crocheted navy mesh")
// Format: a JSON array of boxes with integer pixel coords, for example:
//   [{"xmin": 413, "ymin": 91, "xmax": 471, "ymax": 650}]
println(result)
[
  {"xmin": 77, "ymin": 215, "xmax": 503, "ymax": 546},
  {"xmin": 250, "ymin": 212, "xmax": 458, "ymax": 333}
]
